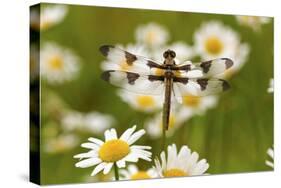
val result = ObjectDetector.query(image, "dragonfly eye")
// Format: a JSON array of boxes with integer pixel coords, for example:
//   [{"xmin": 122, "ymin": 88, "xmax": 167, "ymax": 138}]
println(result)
[
  {"xmin": 171, "ymin": 51, "xmax": 176, "ymax": 58},
  {"xmin": 163, "ymin": 51, "xmax": 169, "ymax": 58}
]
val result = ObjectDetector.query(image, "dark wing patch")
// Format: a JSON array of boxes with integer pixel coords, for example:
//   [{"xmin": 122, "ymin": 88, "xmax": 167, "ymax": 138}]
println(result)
[
  {"xmin": 189, "ymin": 58, "xmax": 234, "ymax": 78},
  {"xmin": 99, "ymin": 45, "xmax": 114, "ymax": 56},
  {"xmin": 127, "ymin": 72, "xmax": 140, "ymax": 85},
  {"xmin": 148, "ymin": 75, "xmax": 165, "ymax": 82},
  {"xmin": 200, "ymin": 60, "xmax": 212, "ymax": 73},
  {"xmin": 101, "ymin": 71, "xmax": 111, "ymax": 82},
  {"xmin": 173, "ymin": 77, "xmax": 189, "ymax": 84},
  {"xmin": 197, "ymin": 78, "xmax": 208, "ymax": 91},
  {"xmin": 173, "ymin": 76, "xmax": 231, "ymax": 97},
  {"xmin": 99, "ymin": 44, "xmax": 164, "ymax": 74},
  {"xmin": 125, "ymin": 52, "xmax": 137, "ymax": 65},
  {"xmin": 223, "ymin": 58, "xmax": 234, "ymax": 69},
  {"xmin": 101, "ymin": 70, "xmax": 164, "ymax": 95}
]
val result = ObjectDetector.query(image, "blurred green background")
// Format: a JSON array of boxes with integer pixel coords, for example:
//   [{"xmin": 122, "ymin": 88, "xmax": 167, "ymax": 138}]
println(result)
[{"xmin": 37, "ymin": 3, "xmax": 273, "ymax": 185}]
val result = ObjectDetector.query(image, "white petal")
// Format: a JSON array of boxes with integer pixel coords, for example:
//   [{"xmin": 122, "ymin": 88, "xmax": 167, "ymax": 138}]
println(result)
[
  {"xmin": 74, "ymin": 151, "xmax": 98, "ymax": 159},
  {"xmin": 132, "ymin": 152, "xmax": 151, "ymax": 161},
  {"xmin": 91, "ymin": 162, "xmax": 107, "ymax": 176},
  {"xmin": 127, "ymin": 129, "xmax": 145, "ymax": 145},
  {"xmin": 123, "ymin": 153, "xmax": 138, "ymax": 162},
  {"xmin": 267, "ymin": 148, "xmax": 274, "ymax": 159},
  {"xmin": 120, "ymin": 125, "xmax": 137, "ymax": 142},
  {"xmin": 81, "ymin": 143, "xmax": 100, "ymax": 150},
  {"xmin": 131, "ymin": 145, "xmax": 152, "ymax": 150},
  {"xmin": 186, "ymin": 152, "xmax": 199, "ymax": 172},
  {"xmin": 167, "ymin": 144, "xmax": 178, "ymax": 169},
  {"xmin": 88, "ymin": 137, "xmax": 104, "ymax": 146},
  {"xmin": 154, "ymin": 158, "xmax": 164, "ymax": 177},
  {"xmin": 105, "ymin": 129, "xmax": 115, "ymax": 141},
  {"xmin": 131, "ymin": 149, "xmax": 152, "ymax": 158},
  {"xmin": 110, "ymin": 128, "xmax": 118, "ymax": 139},
  {"xmin": 190, "ymin": 159, "xmax": 209, "ymax": 175},
  {"xmin": 128, "ymin": 164, "xmax": 138, "ymax": 174},
  {"xmin": 75, "ymin": 157, "xmax": 102, "ymax": 168},
  {"xmin": 266, "ymin": 160, "xmax": 274, "ymax": 168},
  {"xmin": 116, "ymin": 159, "xmax": 126, "ymax": 168},
  {"xmin": 103, "ymin": 163, "xmax": 114, "ymax": 174},
  {"xmin": 160, "ymin": 151, "xmax": 167, "ymax": 170}
]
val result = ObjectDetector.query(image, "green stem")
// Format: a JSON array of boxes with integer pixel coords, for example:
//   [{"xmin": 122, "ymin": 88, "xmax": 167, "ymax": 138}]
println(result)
[{"xmin": 114, "ymin": 162, "xmax": 119, "ymax": 181}]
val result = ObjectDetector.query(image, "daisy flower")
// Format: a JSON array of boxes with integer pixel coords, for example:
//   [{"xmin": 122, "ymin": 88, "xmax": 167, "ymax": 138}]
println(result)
[
  {"xmin": 117, "ymin": 89, "xmax": 162, "ymax": 113},
  {"xmin": 194, "ymin": 21, "xmax": 250, "ymax": 78},
  {"xmin": 44, "ymin": 134, "xmax": 79, "ymax": 154},
  {"xmin": 145, "ymin": 109, "xmax": 192, "ymax": 139},
  {"xmin": 178, "ymin": 95, "xmax": 218, "ymax": 117},
  {"xmin": 30, "ymin": 5, "xmax": 68, "ymax": 30},
  {"xmin": 166, "ymin": 42, "xmax": 194, "ymax": 62},
  {"xmin": 267, "ymin": 78, "xmax": 274, "ymax": 93},
  {"xmin": 154, "ymin": 144, "xmax": 209, "ymax": 178},
  {"xmin": 265, "ymin": 147, "xmax": 274, "ymax": 168},
  {"xmin": 100, "ymin": 44, "xmax": 150, "ymax": 74},
  {"xmin": 135, "ymin": 22, "xmax": 169, "ymax": 48},
  {"xmin": 120, "ymin": 164, "xmax": 158, "ymax": 180},
  {"xmin": 62, "ymin": 111, "xmax": 115, "ymax": 134},
  {"xmin": 40, "ymin": 42, "xmax": 80, "ymax": 84},
  {"xmin": 74, "ymin": 125, "xmax": 152, "ymax": 177},
  {"xmin": 236, "ymin": 16, "xmax": 271, "ymax": 31}
]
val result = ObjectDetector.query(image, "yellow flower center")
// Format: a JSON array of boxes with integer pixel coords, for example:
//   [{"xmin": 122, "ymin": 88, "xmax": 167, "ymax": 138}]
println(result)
[
  {"xmin": 164, "ymin": 168, "xmax": 187, "ymax": 177},
  {"xmin": 131, "ymin": 171, "xmax": 151, "ymax": 180},
  {"xmin": 98, "ymin": 139, "xmax": 130, "ymax": 162},
  {"xmin": 136, "ymin": 95, "xmax": 155, "ymax": 108},
  {"xmin": 205, "ymin": 36, "xmax": 223, "ymax": 55},
  {"xmin": 119, "ymin": 59, "xmax": 132, "ymax": 71},
  {"xmin": 146, "ymin": 31, "xmax": 156, "ymax": 45},
  {"xmin": 183, "ymin": 96, "xmax": 201, "ymax": 107},
  {"xmin": 48, "ymin": 55, "xmax": 63, "ymax": 70}
]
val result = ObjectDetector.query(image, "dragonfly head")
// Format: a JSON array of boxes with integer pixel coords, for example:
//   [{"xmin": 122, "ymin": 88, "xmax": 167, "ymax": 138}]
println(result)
[{"xmin": 163, "ymin": 50, "xmax": 176, "ymax": 65}]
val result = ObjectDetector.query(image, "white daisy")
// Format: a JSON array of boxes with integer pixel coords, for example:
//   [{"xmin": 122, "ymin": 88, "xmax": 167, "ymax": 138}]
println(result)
[
  {"xmin": 145, "ymin": 109, "xmax": 192, "ymax": 139},
  {"xmin": 44, "ymin": 134, "xmax": 79, "ymax": 154},
  {"xmin": 167, "ymin": 42, "xmax": 194, "ymax": 62},
  {"xmin": 30, "ymin": 5, "xmax": 68, "ymax": 30},
  {"xmin": 194, "ymin": 21, "xmax": 250, "ymax": 78},
  {"xmin": 119, "ymin": 164, "xmax": 158, "ymax": 180},
  {"xmin": 40, "ymin": 42, "xmax": 80, "ymax": 84},
  {"xmin": 117, "ymin": 89, "xmax": 162, "ymax": 113},
  {"xmin": 178, "ymin": 95, "xmax": 218, "ymax": 117},
  {"xmin": 265, "ymin": 147, "xmax": 274, "ymax": 168},
  {"xmin": 135, "ymin": 22, "xmax": 169, "ymax": 48},
  {"xmin": 100, "ymin": 44, "xmax": 150, "ymax": 74},
  {"xmin": 154, "ymin": 144, "xmax": 209, "ymax": 177},
  {"xmin": 62, "ymin": 111, "xmax": 115, "ymax": 134},
  {"xmin": 74, "ymin": 125, "xmax": 152, "ymax": 176},
  {"xmin": 267, "ymin": 78, "xmax": 274, "ymax": 93},
  {"xmin": 236, "ymin": 16, "xmax": 271, "ymax": 31}
]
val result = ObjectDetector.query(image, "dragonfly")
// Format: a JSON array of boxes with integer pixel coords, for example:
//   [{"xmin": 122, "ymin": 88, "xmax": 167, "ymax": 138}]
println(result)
[{"xmin": 99, "ymin": 45, "xmax": 233, "ymax": 131}]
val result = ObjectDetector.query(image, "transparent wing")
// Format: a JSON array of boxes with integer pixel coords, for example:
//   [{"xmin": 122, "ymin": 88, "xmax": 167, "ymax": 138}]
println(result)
[
  {"xmin": 174, "ymin": 58, "xmax": 234, "ymax": 78},
  {"xmin": 101, "ymin": 70, "xmax": 165, "ymax": 95},
  {"xmin": 173, "ymin": 77, "xmax": 230, "ymax": 99},
  {"xmin": 100, "ymin": 45, "xmax": 165, "ymax": 75}
]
